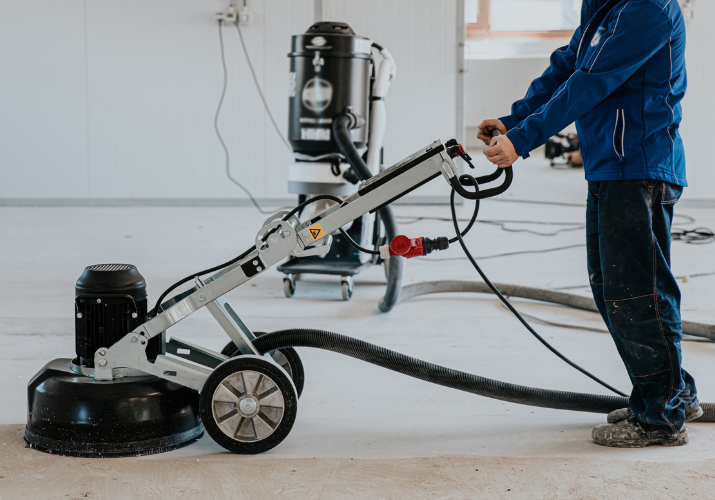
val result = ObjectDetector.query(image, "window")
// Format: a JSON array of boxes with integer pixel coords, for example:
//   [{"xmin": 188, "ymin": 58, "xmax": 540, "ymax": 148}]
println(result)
[{"xmin": 466, "ymin": 0, "xmax": 580, "ymax": 39}]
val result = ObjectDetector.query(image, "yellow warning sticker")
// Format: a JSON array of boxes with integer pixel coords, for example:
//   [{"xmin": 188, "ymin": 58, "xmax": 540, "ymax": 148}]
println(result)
[{"xmin": 307, "ymin": 223, "xmax": 326, "ymax": 242}]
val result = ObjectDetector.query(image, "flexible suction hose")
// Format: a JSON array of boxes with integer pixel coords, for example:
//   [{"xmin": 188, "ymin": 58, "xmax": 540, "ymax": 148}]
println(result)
[
  {"xmin": 253, "ymin": 328, "xmax": 715, "ymax": 421},
  {"xmin": 333, "ymin": 113, "xmax": 403, "ymax": 312},
  {"xmin": 399, "ymin": 281, "xmax": 715, "ymax": 341}
]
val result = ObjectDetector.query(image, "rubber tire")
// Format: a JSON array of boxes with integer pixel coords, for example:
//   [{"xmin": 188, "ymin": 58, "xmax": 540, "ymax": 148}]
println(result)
[
  {"xmin": 221, "ymin": 332, "xmax": 305, "ymax": 399},
  {"xmin": 199, "ymin": 356, "xmax": 298, "ymax": 454},
  {"xmin": 283, "ymin": 277, "xmax": 295, "ymax": 298},
  {"xmin": 341, "ymin": 281, "xmax": 353, "ymax": 301}
]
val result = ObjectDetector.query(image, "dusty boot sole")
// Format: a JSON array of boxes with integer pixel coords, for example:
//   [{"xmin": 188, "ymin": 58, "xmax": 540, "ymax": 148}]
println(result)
[{"xmin": 592, "ymin": 426, "xmax": 689, "ymax": 448}]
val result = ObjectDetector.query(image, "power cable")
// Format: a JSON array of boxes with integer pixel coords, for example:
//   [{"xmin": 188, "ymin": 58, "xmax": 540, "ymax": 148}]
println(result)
[
  {"xmin": 503, "ymin": 306, "xmax": 712, "ymax": 342},
  {"xmin": 338, "ymin": 194, "xmax": 626, "ymax": 394},
  {"xmin": 233, "ymin": 22, "xmax": 292, "ymax": 151},
  {"xmin": 448, "ymin": 191, "xmax": 627, "ymax": 397},
  {"xmin": 338, "ymin": 228, "xmax": 380, "ymax": 255},
  {"xmin": 671, "ymin": 227, "xmax": 715, "ymax": 244},
  {"xmin": 416, "ymin": 243, "xmax": 585, "ymax": 262},
  {"xmin": 216, "ymin": 21, "xmax": 287, "ymax": 214},
  {"xmin": 153, "ymin": 194, "xmax": 343, "ymax": 315},
  {"xmin": 397, "ymin": 215, "xmax": 585, "ymax": 237}
]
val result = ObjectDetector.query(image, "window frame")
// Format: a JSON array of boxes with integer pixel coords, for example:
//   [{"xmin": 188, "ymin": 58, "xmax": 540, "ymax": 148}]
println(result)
[{"xmin": 467, "ymin": 0, "xmax": 577, "ymax": 39}]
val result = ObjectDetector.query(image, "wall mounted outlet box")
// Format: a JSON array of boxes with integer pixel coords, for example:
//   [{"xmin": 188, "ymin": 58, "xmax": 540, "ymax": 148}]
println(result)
[
  {"xmin": 238, "ymin": 7, "xmax": 252, "ymax": 26},
  {"xmin": 679, "ymin": 0, "xmax": 695, "ymax": 22},
  {"xmin": 216, "ymin": 6, "xmax": 237, "ymax": 23}
]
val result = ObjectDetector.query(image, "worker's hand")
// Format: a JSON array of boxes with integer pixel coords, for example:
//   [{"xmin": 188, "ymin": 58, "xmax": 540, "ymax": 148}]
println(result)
[
  {"xmin": 483, "ymin": 135, "xmax": 519, "ymax": 168},
  {"xmin": 477, "ymin": 119, "xmax": 507, "ymax": 145}
]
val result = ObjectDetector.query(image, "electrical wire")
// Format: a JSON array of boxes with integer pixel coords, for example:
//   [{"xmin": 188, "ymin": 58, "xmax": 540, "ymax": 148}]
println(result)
[
  {"xmin": 398, "ymin": 213, "xmax": 711, "ymax": 240},
  {"xmin": 448, "ymin": 175, "xmax": 480, "ymax": 244},
  {"xmin": 338, "ymin": 193, "xmax": 625, "ymax": 394},
  {"xmin": 153, "ymin": 244, "xmax": 256, "ymax": 316},
  {"xmin": 233, "ymin": 22, "xmax": 292, "ymax": 152},
  {"xmin": 397, "ymin": 215, "xmax": 585, "ymax": 237},
  {"xmin": 216, "ymin": 21, "xmax": 287, "ymax": 215},
  {"xmin": 671, "ymin": 227, "xmax": 715, "ymax": 244},
  {"xmin": 153, "ymin": 194, "xmax": 344, "ymax": 316},
  {"xmin": 416, "ymin": 244, "xmax": 585, "ymax": 262},
  {"xmin": 338, "ymin": 228, "xmax": 380, "ymax": 255},
  {"xmin": 500, "ymin": 305, "xmax": 713, "ymax": 343},
  {"xmin": 336, "ymin": 176, "xmax": 480, "ymax": 255},
  {"xmin": 554, "ymin": 269, "xmax": 715, "ymax": 291},
  {"xmin": 448, "ymin": 190, "xmax": 627, "ymax": 397}
]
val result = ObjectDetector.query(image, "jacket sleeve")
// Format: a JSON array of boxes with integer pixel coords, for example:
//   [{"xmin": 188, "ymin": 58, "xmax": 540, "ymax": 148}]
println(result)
[
  {"xmin": 498, "ymin": 26, "xmax": 582, "ymax": 131},
  {"xmin": 506, "ymin": 2, "xmax": 673, "ymax": 158}
]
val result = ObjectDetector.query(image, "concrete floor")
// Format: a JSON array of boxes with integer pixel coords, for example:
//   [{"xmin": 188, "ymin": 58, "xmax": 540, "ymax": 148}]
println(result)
[{"xmin": 1, "ymin": 156, "xmax": 714, "ymax": 499}]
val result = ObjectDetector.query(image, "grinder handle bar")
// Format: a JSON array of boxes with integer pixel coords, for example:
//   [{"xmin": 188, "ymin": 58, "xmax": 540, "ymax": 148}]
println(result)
[{"xmin": 449, "ymin": 129, "xmax": 513, "ymax": 201}]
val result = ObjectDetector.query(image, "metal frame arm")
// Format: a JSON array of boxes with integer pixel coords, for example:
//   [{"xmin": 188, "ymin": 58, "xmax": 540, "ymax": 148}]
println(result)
[{"xmin": 95, "ymin": 140, "xmax": 459, "ymax": 386}]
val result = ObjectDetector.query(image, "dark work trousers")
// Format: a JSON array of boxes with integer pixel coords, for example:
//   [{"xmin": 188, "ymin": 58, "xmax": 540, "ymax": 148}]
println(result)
[{"xmin": 586, "ymin": 180, "xmax": 697, "ymax": 435}]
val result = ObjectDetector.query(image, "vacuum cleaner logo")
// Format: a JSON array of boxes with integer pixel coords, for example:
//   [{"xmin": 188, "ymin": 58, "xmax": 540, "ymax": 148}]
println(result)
[
  {"xmin": 302, "ymin": 77, "xmax": 333, "ymax": 113},
  {"xmin": 310, "ymin": 36, "xmax": 327, "ymax": 47}
]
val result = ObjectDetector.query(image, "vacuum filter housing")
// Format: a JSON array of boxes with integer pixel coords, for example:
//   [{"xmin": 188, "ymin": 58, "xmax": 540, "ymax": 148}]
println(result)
[
  {"xmin": 25, "ymin": 264, "xmax": 203, "ymax": 457},
  {"xmin": 288, "ymin": 21, "xmax": 372, "ymax": 156}
]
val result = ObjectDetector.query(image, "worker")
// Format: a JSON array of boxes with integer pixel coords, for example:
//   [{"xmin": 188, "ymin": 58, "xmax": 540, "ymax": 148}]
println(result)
[{"xmin": 478, "ymin": 0, "xmax": 699, "ymax": 448}]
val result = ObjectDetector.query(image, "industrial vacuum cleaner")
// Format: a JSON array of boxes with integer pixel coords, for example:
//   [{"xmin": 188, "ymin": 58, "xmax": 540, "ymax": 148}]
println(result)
[
  {"xmin": 280, "ymin": 22, "xmax": 402, "ymax": 306},
  {"xmin": 25, "ymin": 22, "xmax": 715, "ymax": 458}
]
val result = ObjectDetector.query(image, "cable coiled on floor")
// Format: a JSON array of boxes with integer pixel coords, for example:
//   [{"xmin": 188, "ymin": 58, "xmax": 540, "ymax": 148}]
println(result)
[{"xmin": 252, "ymin": 328, "xmax": 715, "ymax": 420}]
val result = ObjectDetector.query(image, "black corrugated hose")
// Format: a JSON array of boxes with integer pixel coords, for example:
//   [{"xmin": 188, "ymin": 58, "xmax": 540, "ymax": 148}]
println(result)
[
  {"xmin": 252, "ymin": 328, "xmax": 715, "ymax": 421},
  {"xmin": 332, "ymin": 113, "xmax": 403, "ymax": 312}
]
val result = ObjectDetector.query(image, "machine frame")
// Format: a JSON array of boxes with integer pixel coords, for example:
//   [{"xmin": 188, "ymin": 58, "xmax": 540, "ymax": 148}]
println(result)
[{"xmin": 93, "ymin": 140, "xmax": 459, "ymax": 390}]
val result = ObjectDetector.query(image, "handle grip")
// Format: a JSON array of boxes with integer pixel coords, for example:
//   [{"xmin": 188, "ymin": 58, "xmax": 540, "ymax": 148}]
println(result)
[
  {"xmin": 450, "ymin": 167, "xmax": 513, "ymax": 200},
  {"xmin": 455, "ymin": 127, "xmax": 512, "ymax": 199}
]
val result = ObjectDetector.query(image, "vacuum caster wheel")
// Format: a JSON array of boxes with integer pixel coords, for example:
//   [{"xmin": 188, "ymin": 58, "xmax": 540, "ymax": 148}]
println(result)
[
  {"xmin": 283, "ymin": 274, "xmax": 296, "ymax": 298},
  {"xmin": 221, "ymin": 332, "xmax": 305, "ymax": 398},
  {"xmin": 200, "ymin": 356, "xmax": 297, "ymax": 454},
  {"xmin": 341, "ymin": 276, "xmax": 354, "ymax": 301}
]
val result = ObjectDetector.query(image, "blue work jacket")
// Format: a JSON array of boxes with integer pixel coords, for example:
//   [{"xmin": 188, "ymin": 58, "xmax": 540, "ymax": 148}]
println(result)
[{"xmin": 499, "ymin": 0, "xmax": 688, "ymax": 186}]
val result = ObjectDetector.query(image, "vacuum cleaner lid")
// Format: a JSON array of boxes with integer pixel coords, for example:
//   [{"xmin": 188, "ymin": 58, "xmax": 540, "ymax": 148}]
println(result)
[{"xmin": 290, "ymin": 21, "xmax": 371, "ymax": 59}]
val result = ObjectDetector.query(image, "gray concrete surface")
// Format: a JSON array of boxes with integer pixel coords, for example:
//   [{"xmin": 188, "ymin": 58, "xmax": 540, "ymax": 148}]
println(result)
[{"xmin": 1, "ymin": 156, "xmax": 714, "ymax": 498}]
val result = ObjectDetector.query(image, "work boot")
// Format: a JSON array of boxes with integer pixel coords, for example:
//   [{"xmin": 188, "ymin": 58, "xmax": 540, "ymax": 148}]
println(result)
[
  {"xmin": 592, "ymin": 416, "xmax": 689, "ymax": 448},
  {"xmin": 606, "ymin": 400, "xmax": 703, "ymax": 424}
]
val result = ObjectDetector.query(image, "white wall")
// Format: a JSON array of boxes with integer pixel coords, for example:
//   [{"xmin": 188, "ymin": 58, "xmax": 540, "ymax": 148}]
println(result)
[
  {"xmin": 0, "ymin": 0, "xmax": 460, "ymax": 203},
  {"xmin": 679, "ymin": 1, "xmax": 715, "ymax": 202},
  {"xmin": 465, "ymin": 57, "xmax": 553, "ymax": 148}
]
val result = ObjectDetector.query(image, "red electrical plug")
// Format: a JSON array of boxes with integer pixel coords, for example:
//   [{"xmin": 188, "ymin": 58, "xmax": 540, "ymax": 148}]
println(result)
[{"xmin": 379, "ymin": 235, "xmax": 449, "ymax": 260}]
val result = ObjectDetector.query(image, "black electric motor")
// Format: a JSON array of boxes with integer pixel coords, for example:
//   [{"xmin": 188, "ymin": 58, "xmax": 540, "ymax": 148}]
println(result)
[
  {"xmin": 288, "ymin": 21, "xmax": 372, "ymax": 155},
  {"xmin": 75, "ymin": 264, "xmax": 162, "ymax": 366},
  {"xmin": 25, "ymin": 264, "xmax": 202, "ymax": 458}
]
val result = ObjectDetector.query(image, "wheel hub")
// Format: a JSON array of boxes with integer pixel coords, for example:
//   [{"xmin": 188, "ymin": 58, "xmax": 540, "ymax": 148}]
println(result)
[
  {"xmin": 212, "ymin": 370, "xmax": 285, "ymax": 442},
  {"xmin": 238, "ymin": 396, "xmax": 259, "ymax": 416}
]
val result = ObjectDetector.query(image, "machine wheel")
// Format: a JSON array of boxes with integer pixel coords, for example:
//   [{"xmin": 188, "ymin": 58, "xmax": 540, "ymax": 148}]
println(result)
[
  {"xmin": 341, "ymin": 277, "xmax": 354, "ymax": 301},
  {"xmin": 221, "ymin": 332, "xmax": 305, "ymax": 398},
  {"xmin": 283, "ymin": 274, "xmax": 296, "ymax": 298},
  {"xmin": 200, "ymin": 356, "xmax": 297, "ymax": 454}
]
